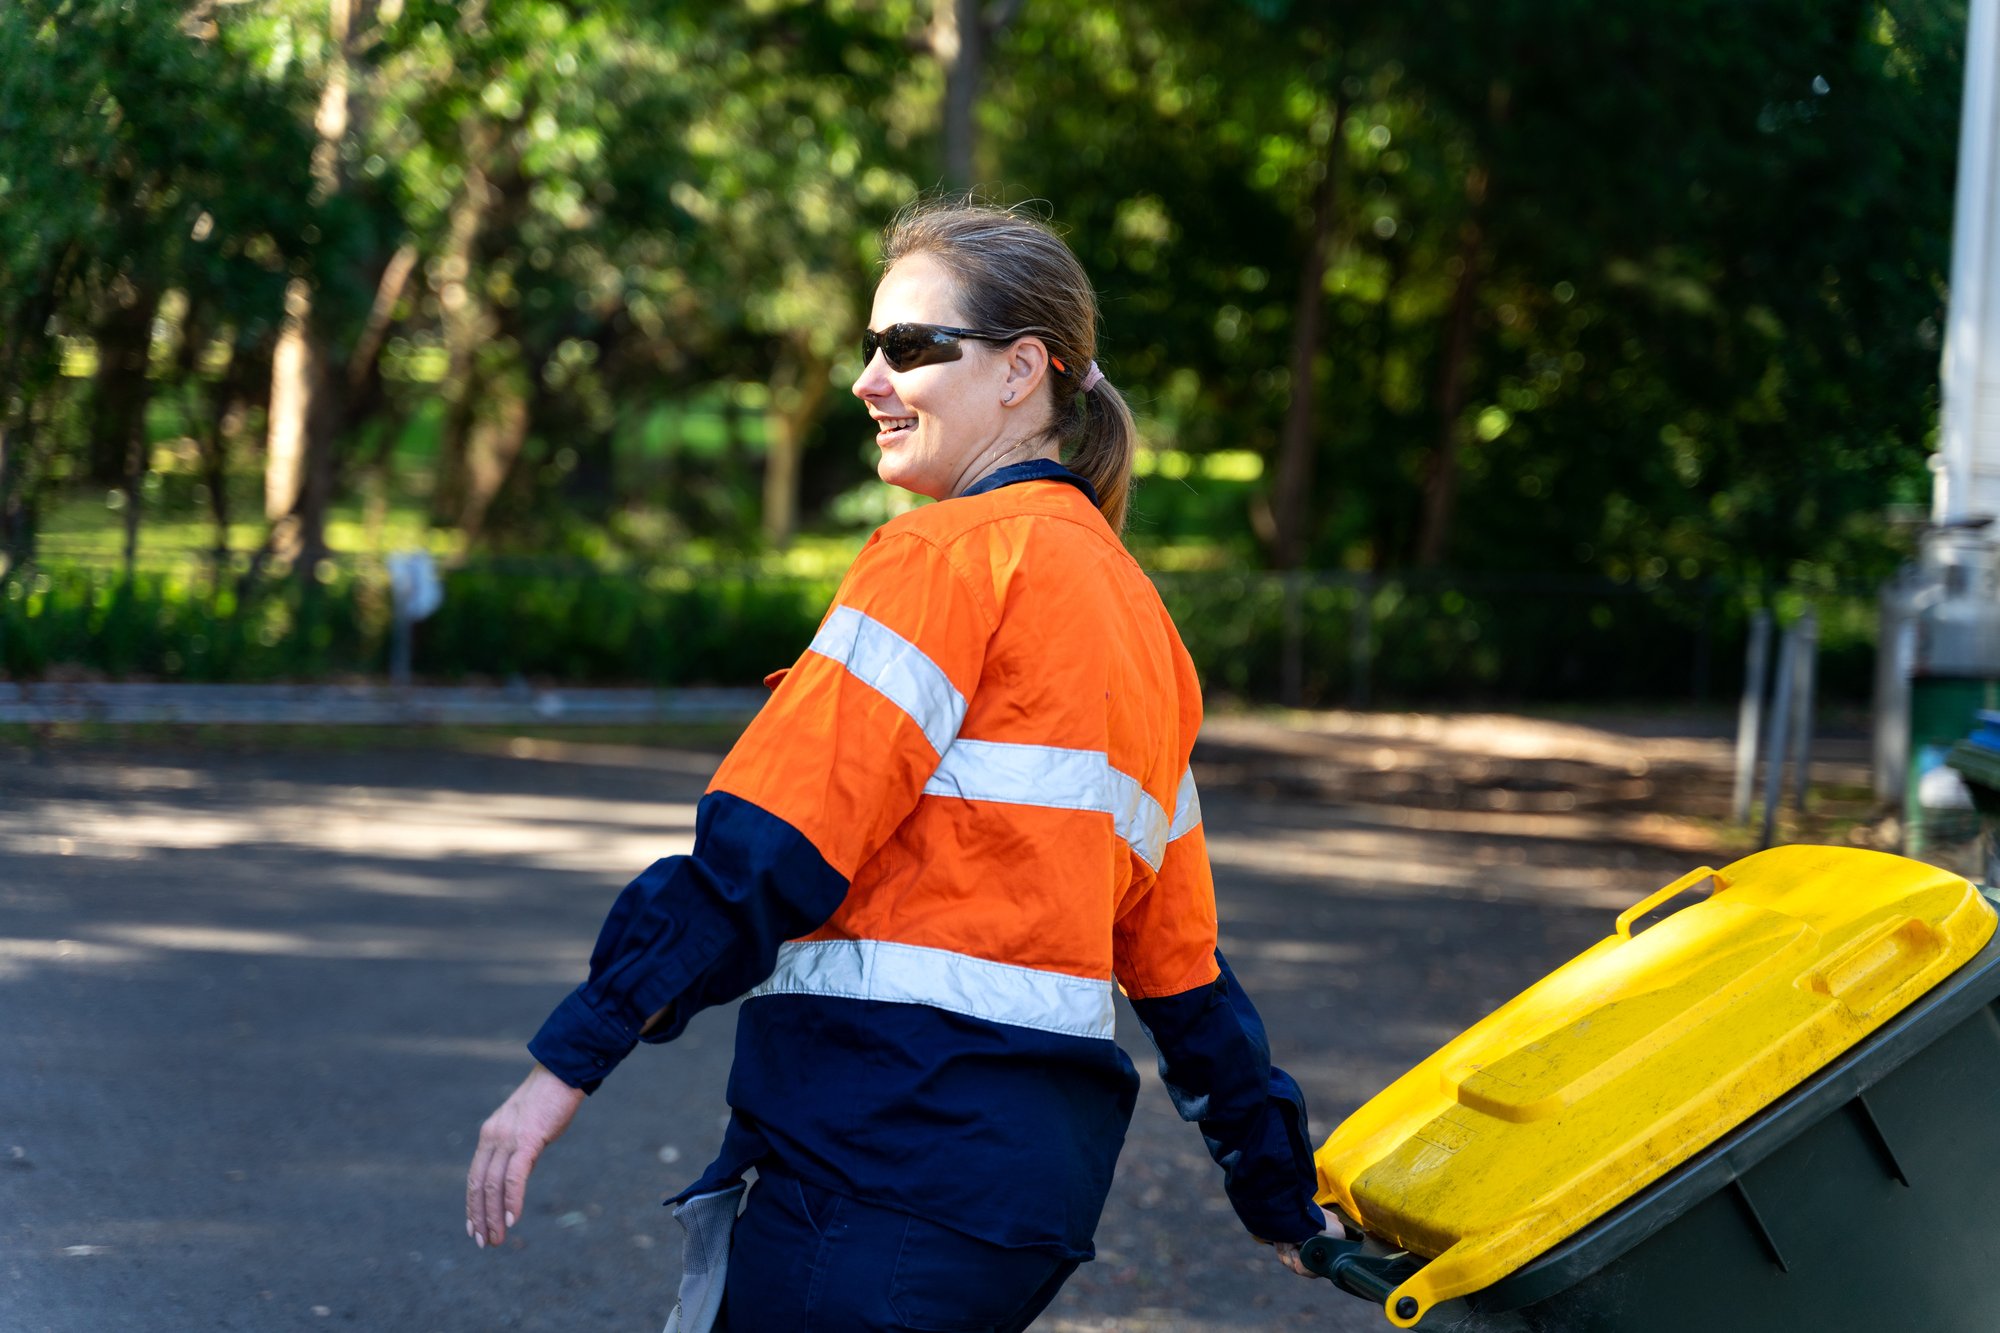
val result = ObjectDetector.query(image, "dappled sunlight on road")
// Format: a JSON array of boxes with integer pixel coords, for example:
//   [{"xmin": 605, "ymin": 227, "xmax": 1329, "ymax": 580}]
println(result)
[
  {"xmin": 1206, "ymin": 709, "xmax": 1736, "ymax": 765},
  {"xmin": 91, "ymin": 922, "xmax": 461, "ymax": 961},
  {"xmin": 0, "ymin": 790, "xmax": 698, "ymax": 872},
  {"xmin": 0, "ymin": 715, "xmax": 1794, "ymax": 1332},
  {"xmin": 1206, "ymin": 828, "xmax": 1651, "ymax": 909},
  {"xmin": 0, "ymin": 936, "xmax": 148, "ymax": 981},
  {"xmin": 4, "ymin": 1216, "xmax": 277, "ymax": 1257}
]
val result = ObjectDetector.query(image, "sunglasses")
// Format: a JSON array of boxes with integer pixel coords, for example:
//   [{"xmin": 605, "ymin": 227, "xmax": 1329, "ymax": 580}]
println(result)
[{"xmin": 862, "ymin": 322, "xmax": 1075, "ymax": 376}]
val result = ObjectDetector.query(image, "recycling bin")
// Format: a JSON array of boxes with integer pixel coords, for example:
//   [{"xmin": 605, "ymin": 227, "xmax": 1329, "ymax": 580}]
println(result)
[
  {"xmin": 1946, "ymin": 710, "xmax": 2000, "ymax": 884},
  {"xmin": 1304, "ymin": 846, "xmax": 2000, "ymax": 1331}
]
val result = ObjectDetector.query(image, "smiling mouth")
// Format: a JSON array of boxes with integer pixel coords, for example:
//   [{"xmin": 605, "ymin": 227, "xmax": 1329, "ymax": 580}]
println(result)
[{"xmin": 876, "ymin": 417, "xmax": 916, "ymax": 441}]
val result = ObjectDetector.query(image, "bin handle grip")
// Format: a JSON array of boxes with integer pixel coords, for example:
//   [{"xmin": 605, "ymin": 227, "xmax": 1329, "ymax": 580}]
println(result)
[
  {"xmin": 1296, "ymin": 1234, "xmax": 1421, "ymax": 1307},
  {"xmin": 1615, "ymin": 866, "xmax": 1727, "ymax": 940}
]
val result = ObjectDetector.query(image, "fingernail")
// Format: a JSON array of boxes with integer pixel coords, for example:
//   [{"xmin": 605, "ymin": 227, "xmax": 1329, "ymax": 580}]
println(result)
[
  {"xmin": 465, "ymin": 1220, "xmax": 474, "ymax": 1239},
  {"xmin": 505, "ymin": 1212, "xmax": 515, "ymax": 1228},
  {"xmin": 475, "ymin": 1232, "xmax": 486, "ymax": 1250}
]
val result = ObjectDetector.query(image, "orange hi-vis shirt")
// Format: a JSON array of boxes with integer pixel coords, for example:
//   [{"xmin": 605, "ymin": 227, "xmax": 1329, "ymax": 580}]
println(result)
[
  {"xmin": 530, "ymin": 461, "xmax": 1325, "ymax": 1258},
  {"xmin": 711, "ymin": 473, "xmax": 1220, "ymax": 1019}
]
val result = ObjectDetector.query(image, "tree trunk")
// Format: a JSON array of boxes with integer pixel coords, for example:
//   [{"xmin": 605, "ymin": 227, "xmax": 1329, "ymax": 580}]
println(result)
[
  {"xmin": 264, "ymin": 283, "xmax": 311, "ymax": 532},
  {"xmin": 430, "ymin": 123, "xmax": 504, "ymax": 527},
  {"xmin": 87, "ymin": 275, "xmax": 163, "ymax": 579},
  {"xmin": 175, "ymin": 295, "xmax": 219, "ymax": 568},
  {"xmin": 1366, "ymin": 246, "xmax": 1408, "ymax": 573},
  {"xmin": 202, "ymin": 394, "xmax": 234, "ymax": 578},
  {"xmin": 0, "ymin": 416, "xmax": 42, "ymax": 578},
  {"xmin": 561, "ymin": 323, "xmax": 621, "ymax": 522},
  {"xmin": 763, "ymin": 343, "xmax": 831, "ymax": 549},
  {"xmin": 454, "ymin": 371, "xmax": 532, "ymax": 545},
  {"xmin": 453, "ymin": 244, "xmax": 542, "ymax": 547},
  {"xmin": 1271, "ymin": 93, "xmax": 1349, "ymax": 571},
  {"xmin": 0, "ymin": 419, "xmax": 20, "ymax": 579},
  {"xmin": 264, "ymin": 248, "xmax": 410, "ymax": 573},
  {"xmin": 199, "ymin": 329, "xmax": 270, "ymax": 580},
  {"xmin": 1415, "ymin": 166, "xmax": 1488, "ymax": 570},
  {"xmin": 258, "ymin": 0, "xmax": 382, "ymax": 574},
  {"xmin": 0, "ymin": 251, "xmax": 74, "ymax": 577},
  {"xmin": 89, "ymin": 275, "xmax": 161, "ymax": 496},
  {"xmin": 936, "ymin": 0, "xmax": 982, "ymax": 190},
  {"xmin": 263, "ymin": 279, "xmax": 334, "ymax": 561}
]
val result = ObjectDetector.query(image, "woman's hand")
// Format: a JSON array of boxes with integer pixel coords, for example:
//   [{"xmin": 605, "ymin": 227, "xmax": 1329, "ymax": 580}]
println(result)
[
  {"xmin": 1272, "ymin": 1239, "xmax": 1318, "ymax": 1278},
  {"xmin": 1268, "ymin": 1215, "xmax": 1350, "ymax": 1279},
  {"xmin": 465, "ymin": 1065, "xmax": 586, "ymax": 1249}
]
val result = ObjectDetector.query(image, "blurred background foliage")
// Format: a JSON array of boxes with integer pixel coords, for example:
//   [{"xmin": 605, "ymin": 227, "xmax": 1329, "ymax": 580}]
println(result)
[{"xmin": 0, "ymin": 0, "xmax": 1968, "ymax": 699}]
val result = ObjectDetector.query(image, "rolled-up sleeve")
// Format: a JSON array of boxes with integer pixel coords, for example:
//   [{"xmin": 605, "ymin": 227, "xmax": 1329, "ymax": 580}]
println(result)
[
  {"xmin": 528, "ymin": 791, "xmax": 848, "ymax": 1091},
  {"xmin": 1117, "ymin": 768, "xmax": 1325, "ymax": 1243},
  {"xmin": 528, "ymin": 529, "xmax": 996, "ymax": 1092},
  {"xmin": 1128, "ymin": 951, "xmax": 1327, "ymax": 1243}
]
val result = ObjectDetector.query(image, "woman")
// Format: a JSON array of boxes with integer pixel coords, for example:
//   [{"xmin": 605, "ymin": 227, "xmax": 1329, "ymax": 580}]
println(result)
[{"xmin": 465, "ymin": 202, "xmax": 1328, "ymax": 1330}]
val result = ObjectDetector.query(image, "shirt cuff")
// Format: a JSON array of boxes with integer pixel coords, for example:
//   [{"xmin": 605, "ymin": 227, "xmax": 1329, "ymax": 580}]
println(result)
[
  {"xmin": 1239, "ymin": 1191, "xmax": 1327, "ymax": 1245},
  {"xmin": 527, "ymin": 989, "xmax": 639, "ymax": 1094}
]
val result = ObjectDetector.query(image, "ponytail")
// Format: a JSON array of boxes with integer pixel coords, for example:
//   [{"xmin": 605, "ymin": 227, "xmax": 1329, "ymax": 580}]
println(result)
[{"xmin": 1063, "ymin": 379, "xmax": 1136, "ymax": 535}]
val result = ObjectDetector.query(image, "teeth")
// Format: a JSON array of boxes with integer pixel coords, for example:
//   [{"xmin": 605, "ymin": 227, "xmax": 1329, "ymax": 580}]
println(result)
[{"xmin": 880, "ymin": 419, "xmax": 915, "ymax": 432}]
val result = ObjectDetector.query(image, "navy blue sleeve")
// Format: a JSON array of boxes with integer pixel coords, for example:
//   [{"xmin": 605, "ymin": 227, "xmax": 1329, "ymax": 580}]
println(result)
[
  {"xmin": 526, "ymin": 790, "xmax": 849, "ymax": 1093},
  {"xmin": 1128, "ymin": 950, "xmax": 1328, "ymax": 1244}
]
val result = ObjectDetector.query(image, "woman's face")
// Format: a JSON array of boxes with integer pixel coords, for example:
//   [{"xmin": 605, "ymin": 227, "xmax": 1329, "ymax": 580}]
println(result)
[{"xmin": 851, "ymin": 254, "xmax": 1022, "ymax": 501}]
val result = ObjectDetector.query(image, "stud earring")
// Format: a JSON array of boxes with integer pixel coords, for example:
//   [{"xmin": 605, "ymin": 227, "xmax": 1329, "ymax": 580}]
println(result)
[{"xmin": 1004, "ymin": 391, "xmax": 1016, "ymax": 404}]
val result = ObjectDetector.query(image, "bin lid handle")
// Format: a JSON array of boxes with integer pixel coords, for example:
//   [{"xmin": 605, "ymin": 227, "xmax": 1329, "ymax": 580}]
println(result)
[{"xmin": 1615, "ymin": 866, "xmax": 1728, "ymax": 940}]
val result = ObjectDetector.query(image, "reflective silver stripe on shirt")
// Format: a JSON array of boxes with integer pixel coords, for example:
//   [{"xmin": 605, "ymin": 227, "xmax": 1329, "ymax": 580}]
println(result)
[
  {"xmin": 1167, "ymin": 767, "xmax": 1202, "ymax": 844},
  {"xmin": 922, "ymin": 738, "xmax": 1170, "ymax": 870},
  {"xmin": 746, "ymin": 938, "xmax": 1117, "ymax": 1040},
  {"xmin": 806, "ymin": 605, "xmax": 966, "ymax": 756}
]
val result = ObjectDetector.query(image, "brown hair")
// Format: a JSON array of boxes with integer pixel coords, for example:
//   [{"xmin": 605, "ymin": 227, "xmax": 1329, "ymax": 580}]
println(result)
[{"xmin": 881, "ymin": 200, "xmax": 1137, "ymax": 533}]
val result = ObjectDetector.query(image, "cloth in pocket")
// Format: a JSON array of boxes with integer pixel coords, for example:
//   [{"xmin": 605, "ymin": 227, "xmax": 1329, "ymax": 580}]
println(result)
[{"xmin": 662, "ymin": 1182, "xmax": 747, "ymax": 1333}]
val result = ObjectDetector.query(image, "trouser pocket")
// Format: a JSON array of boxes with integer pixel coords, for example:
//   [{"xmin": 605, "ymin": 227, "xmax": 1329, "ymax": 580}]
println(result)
[
  {"xmin": 661, "ymin": 1183, "xmax": 747, "ymax": 1333},
  {"xmin": 887, "ymin": 1214, "xmax": 1074, "ymax": 1332}
]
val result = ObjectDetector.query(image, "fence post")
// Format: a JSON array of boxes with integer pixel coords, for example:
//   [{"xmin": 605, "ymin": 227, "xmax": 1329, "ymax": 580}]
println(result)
[
  {"xmin": 1732, "ymin": 608, "xmax": 1773, "ymax": 824},
  {"xmin": 1280, "ymin": 569, "xmax": 1304, "ymax": 709},
  {"xmin": 1349, "ymin": 571, "xmax": 1373, "ymax": 711},
  {"xmin": 387, "ymin": 551, "xmax": 442, "ymax": 689},
  {"xmin": 1760, "ymin": 620, "xmax": 1800, "ymax": 850},
  {"xmin": 1788, "ymin": 608, "xmax": 1820, "ymax": 813},
  {"xmin": 1693, "ymin": 580, "xmax": 1715, "ymax": 704},
  {"xmin": 391, "ymin": 612, "xmax": 414, "ymax": 688}
]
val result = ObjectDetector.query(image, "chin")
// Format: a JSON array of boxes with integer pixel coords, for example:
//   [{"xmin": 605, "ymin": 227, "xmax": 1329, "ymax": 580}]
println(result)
[{"xmin": 876, "ymin": 453, "xmax": 941, "ymax": 501}]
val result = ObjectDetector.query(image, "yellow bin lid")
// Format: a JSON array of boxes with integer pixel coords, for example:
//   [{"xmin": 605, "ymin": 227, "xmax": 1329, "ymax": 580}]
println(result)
[{"xmin": 1314, "ymin": 845, "xmax": 1996, "ymax": 1327}]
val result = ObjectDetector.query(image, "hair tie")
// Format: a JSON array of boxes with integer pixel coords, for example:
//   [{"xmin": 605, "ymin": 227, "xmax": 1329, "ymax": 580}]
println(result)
[{"xmin": 1079, "ymin": 361, "xmax": 1104, "ymax": 393}]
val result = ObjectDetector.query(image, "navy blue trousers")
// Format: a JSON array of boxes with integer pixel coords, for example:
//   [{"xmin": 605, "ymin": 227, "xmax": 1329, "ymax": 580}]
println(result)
[{"xmin": 717, "ymin": 1172, "xmax": 1080, "ymax": 1332}]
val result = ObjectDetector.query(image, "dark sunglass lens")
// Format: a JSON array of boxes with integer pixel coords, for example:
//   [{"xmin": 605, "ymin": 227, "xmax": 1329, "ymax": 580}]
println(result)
[{"xmin": 885, "ymin": 325, "xmax": 961, "ymax": 372}]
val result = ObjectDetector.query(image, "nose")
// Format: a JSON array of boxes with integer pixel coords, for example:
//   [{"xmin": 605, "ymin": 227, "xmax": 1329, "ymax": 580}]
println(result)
[{"xmin": 852, "ymin": 349, "xmax": 892, "ymax": 402}]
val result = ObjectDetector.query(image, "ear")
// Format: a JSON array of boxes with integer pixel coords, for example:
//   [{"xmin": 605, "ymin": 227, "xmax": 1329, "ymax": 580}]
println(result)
[{"xmin": 1000, "ymin": 337, "xmax": 1052, "ymax": 407}]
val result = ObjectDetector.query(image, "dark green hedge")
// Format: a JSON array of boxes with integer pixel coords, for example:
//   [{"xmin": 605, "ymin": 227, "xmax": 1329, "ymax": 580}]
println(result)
[{"xmin": 1, "ymin": 560, "xmax": 1875, "ymax": 704}]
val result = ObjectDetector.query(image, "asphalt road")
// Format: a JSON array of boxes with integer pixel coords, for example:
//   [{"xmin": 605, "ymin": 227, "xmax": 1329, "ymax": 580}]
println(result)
[{"xmin": 0, "ymin": 715, "xmax": 1750, "ymax": 1331}]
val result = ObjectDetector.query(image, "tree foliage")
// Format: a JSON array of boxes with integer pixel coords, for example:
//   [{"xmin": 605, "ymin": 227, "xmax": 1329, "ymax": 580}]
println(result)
[{"xmin": 0, "ymin": 0, "xmax": 1968, "ymax": 612}]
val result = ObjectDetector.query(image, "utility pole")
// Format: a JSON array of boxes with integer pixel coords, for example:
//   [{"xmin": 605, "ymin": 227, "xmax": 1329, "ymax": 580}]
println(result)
[{"xmin": 1936, "ymin": 0, "xmax": 2000, "ymax": 525}]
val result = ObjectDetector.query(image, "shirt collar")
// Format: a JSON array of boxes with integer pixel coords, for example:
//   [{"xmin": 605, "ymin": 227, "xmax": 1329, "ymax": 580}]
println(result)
[{"xmin": 959, "ymin": 458, "xmax": 1099, "ymax": 507}]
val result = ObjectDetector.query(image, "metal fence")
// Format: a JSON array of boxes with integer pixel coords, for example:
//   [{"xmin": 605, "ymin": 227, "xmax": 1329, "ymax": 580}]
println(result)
[
  {"xmin": 0, "ymin": 550, "xmax": 1880, "ymax": 706},
  {"xmin": 1150, "ymin": 569, "xmax": 1878, "ymax": 708}
]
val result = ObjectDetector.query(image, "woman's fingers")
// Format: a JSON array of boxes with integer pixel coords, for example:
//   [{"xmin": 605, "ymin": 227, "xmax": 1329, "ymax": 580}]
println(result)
[
  {"xmin": 481, "ymin": 1139, "xmax": 514, "ymax": 1246},
  {"xmin": 466, "ymin": 1066, "xmax": 587, "ymax": 1251},
  {"xmin": 1272, "ymin": 1240, "xmax": 1320, "ymax": 1279},
  {"xmin": 466, "ymin": 1142, "xmax": 497, "ymax": 1247},
  {"xmin": 501, "ymin": 1144, "xmax": 539, "ymax": 1239}
]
